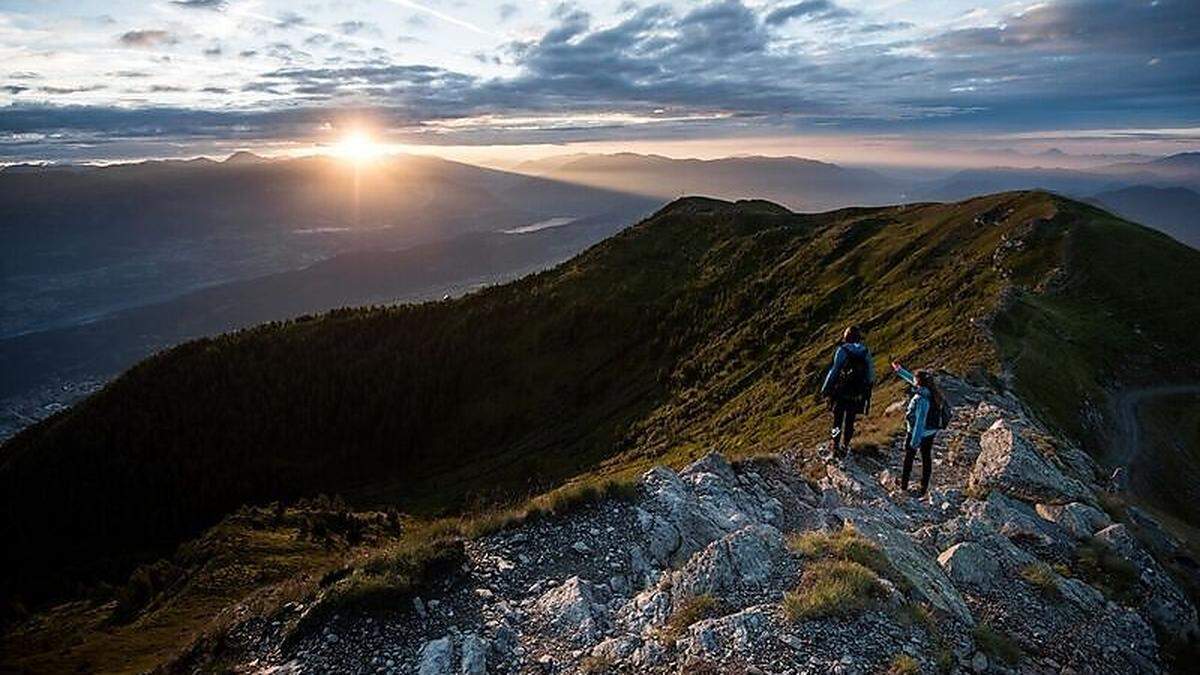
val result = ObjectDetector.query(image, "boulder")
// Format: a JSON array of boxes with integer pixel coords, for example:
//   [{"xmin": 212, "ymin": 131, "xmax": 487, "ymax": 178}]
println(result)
[
  {"xmin": 533, "ymin": 576, "xmax": 606, "ymax": 642},
  {"xmin": 417, "ymin": 636, "xmax": 454, "ymax": 675},
  {"xmin": 970, "ymin": 420, "xmax": 1091, "ymax": 505},
  {"xmin": 937, "ymin": 542, "xmax": 1000, "ymax": 589},
  {"xmin": 1035, "ymin": 502, "xmax": 1111, "ymax": 539},
  {"xmin": 668, "ymin": 524, "xmax": 786, "ymax": 601},
  {"xmin": 460, "ymin": 634, "xmax": 487, "ymax": 675},
  {"xmin": 846, "ymin": 514, "xmax": 973, "ymax": 625},
  {"xmin": 973, "ymin": 492, "xmax": 1072, "ymax": 549},
  {"xmin": 638, "ymin": 453, "xmax": 799, "ymax": 568},
  {"xmin": 683, "ymin": 605, "xmax": 772, "ymax": 656}
]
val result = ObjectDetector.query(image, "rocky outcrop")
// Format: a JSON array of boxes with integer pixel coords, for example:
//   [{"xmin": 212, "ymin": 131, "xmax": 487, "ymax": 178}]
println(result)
[
  {"xmin": 1035, "ymin": 501, "xmax": 1112, "ymax": 539},
  {"xmin": 533, "ymin": 576, "xmax": 608, "ymax": 643},
  {"xmin": 937, "ymin": 541, "xmax": 999, "ymax": 589},
  {"xmin": 1095, "ymin": 524, "xmax": 1199, "ymax": 642},
  {"xmin": 970, "ymin": 419, "xmax": 1092, "ymax": 505},
  {"xmin": 236, "ymin": 376, "xmax": 1196, "ymax": 675}
]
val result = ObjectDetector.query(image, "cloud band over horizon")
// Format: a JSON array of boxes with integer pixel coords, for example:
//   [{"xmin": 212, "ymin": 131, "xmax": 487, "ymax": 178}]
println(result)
[{"xmin": 1, "ymin": 0, "xmax": 1198, "ymax": 163}]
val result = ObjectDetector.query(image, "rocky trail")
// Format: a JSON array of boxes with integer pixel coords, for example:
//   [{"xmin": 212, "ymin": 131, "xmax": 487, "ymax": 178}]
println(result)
[{"xmin": 228, "ymin": 377, "xmax": 1199, "ymax": 674}]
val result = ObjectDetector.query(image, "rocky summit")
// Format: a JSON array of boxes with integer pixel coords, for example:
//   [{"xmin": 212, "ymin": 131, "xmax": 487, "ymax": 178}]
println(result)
[{"xmin": 223, "ymin": 376, "xmax": 1197, "ymax": 674}]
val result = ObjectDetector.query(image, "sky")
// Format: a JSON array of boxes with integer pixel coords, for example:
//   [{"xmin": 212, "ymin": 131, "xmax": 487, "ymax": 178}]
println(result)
[{"xmin": 1, "ymin": 0, "xmax": 1198, "ymax": 166}]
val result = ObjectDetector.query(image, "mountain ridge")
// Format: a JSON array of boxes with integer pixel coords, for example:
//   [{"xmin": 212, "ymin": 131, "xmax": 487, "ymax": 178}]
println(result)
[{"xmin": 4, "ymin": 190, "xmax": 1199, "ymax": 615}]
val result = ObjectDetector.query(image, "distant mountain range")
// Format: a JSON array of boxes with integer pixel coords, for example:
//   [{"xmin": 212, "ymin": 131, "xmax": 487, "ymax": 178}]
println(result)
[
  {"xmin": 0, "ymin": 153, "xmax": 654, "ymax": 339},
  {"xmin": 513, "ymin": 152, "xmax": 907, "ymax": 211},
  {"xmin": 515, "ymin": 151, "xmax": 1200, "ymax": 249},
  {"xmin": 1089, "ymin": 185, "xmax": 1200, "ymax": 249}
]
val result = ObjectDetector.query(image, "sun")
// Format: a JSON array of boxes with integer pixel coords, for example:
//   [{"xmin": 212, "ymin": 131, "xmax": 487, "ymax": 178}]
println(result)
[{"xmin": 332, "ymin": 130, "xmax": 382, "ymax": 163}]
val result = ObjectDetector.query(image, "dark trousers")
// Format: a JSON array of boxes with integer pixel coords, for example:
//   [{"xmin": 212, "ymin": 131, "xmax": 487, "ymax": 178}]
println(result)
[
  {"xmin": 832, "ymin": 401, "xmax": 858, "ymax": 452},
  {"xmin": 902, "ymin": 435, "xmax": 934, "ymax": 494}
]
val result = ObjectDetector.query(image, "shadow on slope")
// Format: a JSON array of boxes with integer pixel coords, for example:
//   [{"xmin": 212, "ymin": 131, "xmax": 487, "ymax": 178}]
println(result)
[{"xmin": 3, "ymin": 191, "xmax": 1199, "ymax": 614}]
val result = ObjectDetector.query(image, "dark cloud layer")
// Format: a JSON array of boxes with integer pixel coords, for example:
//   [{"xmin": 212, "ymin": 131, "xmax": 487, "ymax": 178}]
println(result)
[
  {"xmin": 172, "ymin": 0, "xmax": 226, "ymax": 9},
  {"xmin": 934, "ymin": 0, "xmax": 1200, "ymax": 54},
  {"xmin": 118, "ymin": 30, "xmax": 178, "ymax": 48},
  {"xmin": 764, "ymin": 1, "xmax": 853, "ymax": 26},
  {"xmin": 5, "ymin": 0, "xmax": 1200, "ymax": 160}
]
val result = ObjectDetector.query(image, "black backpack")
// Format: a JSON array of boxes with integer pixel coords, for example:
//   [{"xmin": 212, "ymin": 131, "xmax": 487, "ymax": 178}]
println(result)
[
  {"xmin": 832, "ymin": 348, "xmax": 870, "ymax": 401},
  {"xmin": 925, "ymin": 395, "xmax": 951, "ymax": 430}
]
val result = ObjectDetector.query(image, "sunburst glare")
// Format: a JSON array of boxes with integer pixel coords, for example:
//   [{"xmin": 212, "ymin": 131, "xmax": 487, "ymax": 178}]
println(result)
[{"xmin": 332, "ymin": 130, "xmax": 383, "ymax": 163}]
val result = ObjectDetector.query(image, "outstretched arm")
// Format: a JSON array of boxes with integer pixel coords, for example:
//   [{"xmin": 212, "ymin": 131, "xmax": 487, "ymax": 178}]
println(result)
[
  {"xmin": 820, "ymin": 347, "xmax": 846, "ymax": 396},
  {"xmin": 892, "ymin": 362, "xmax": 916, "ymax": 386}
]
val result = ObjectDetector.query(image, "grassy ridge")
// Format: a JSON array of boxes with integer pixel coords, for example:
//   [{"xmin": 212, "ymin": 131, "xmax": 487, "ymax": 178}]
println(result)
[
  {"xmin": 4, "ymin": 191, "xmax": 1199, "ymax": 611},
  {"xmin": 993, "ymin": 201, "xmax": 1200, "ymax": 444}
]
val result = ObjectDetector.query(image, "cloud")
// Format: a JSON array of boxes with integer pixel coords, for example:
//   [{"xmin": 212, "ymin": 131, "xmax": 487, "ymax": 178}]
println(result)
[
  {"xmin": 117, "ymin": 30, "xmax": 178, "ymax": 48},
  {"xmin": 8, "ymin": 0, "xmax": 1200, "ymax": 160},
  {"xmin": 498, "ymin": 4, "xmax": 520, "ymax": 22},
  {"xmin": 764, "ymin": 1, "xmax": 853, "ymax": 26},
  {"xmin": 275, "ymin": 12, "xmax": 308, "ymax": 29},
  {"xmin": 171, "ymin": 0, "xmax": 225, "ymax": 9},
  {"xmin": 337, "ymin": 20, "xmax": 381, "ymax": 37},
  {"xmin": 39, "ymin": 84, "xmax": 108, "ymax": 94},
  {"xmin": 932, "ymin": 0, "xmax": 1200, "ymax": 55}
]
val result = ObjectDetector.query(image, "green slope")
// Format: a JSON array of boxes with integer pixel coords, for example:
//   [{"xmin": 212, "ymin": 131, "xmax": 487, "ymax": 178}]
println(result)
[{"xmin": 3, "ymin": 191, "xmax": 1199, "ymax": 608}]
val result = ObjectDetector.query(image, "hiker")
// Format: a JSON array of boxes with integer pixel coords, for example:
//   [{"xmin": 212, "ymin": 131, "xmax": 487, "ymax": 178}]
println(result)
[
  {"xmin": 892, "ymin": 362, "xmax": 948, "ymax": 496},
  {"xmin": 819, "ymin": 325, "xmax": 874, "ymax": 458}
]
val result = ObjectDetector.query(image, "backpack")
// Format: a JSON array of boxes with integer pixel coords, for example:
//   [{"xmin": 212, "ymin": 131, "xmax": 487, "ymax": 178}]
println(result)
[
  {"xmin": 832, "ymin": 348, "xmax": 870, "ymax": 402},
  {"xmin": 925, "ymin": 395, "xmax": 951, "ymax": 431}
]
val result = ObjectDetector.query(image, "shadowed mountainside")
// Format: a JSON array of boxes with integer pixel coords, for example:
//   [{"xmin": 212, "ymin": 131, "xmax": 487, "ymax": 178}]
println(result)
[
  {"xmin": 1089, "ymin": 185, "xmax": 1200, "ymax": 249},
  {"xmin": 3, "ymin": 191, "xmax": 1199, "ymax": 611}
]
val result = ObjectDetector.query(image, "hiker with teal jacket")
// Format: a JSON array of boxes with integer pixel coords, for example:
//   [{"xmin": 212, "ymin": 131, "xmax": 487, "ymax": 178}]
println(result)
[
  {"xmin": 892, "ymin": 362, "xmax": 949, "ymax": 496},
  {"xmin": 819, "ymin": 326, "xmax": 875, "ymax": 458}
]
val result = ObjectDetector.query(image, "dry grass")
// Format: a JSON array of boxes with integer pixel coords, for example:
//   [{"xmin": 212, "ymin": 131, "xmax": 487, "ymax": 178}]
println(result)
[
  {"xmin": 888, "ymin": 653, "xmax": 920, "ymax": 675},
  {"xmin": 455, "ymin": 478, "xmax": 639, "ymax": 539},
  {"xmin": 287, "ymin": 532, "xmax": 465, "ymax": 643},
  {"xmin": 783, "ymin": 559, "xmax": 886, "ymax": 621},
  {"xmin": 1019, "ymin": 562, "xmax": 1061, "ymax": 599},
  {"xmin": 658, "ymin": 594, "xmax": 720, "ymax": 644},
  {"xmin": 972, "ymin": 623, "xmax": 1022, "ymax": 665},
  {"xmin": 579, "ymin": 653, "xmax": 616, "ymax": 674},
  {"xmin": 1073, "ymin": 538, "xmax": 1140, "ymax": 604},
  {"xmin": 788, "ymin": 525, "xmax": 895, "ymax": 581}
]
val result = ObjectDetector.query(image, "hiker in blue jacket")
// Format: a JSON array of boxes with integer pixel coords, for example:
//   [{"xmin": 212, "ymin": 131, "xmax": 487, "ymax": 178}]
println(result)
[
  {"xmin": 892, "ymin": 362, "xmax": 947, "ymax": 496},
  {"xmin": 819, "ymin": 326, "xmax": 874, "ymax": 458}
]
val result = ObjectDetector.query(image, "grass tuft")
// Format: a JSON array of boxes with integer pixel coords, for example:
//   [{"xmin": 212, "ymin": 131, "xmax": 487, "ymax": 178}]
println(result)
[
  {"xmin": 287, "ymin": 533, "xmax": 464, "ymax": 644},
  {"xmin": 579, "ymin": 653, "xmax": 616, "ymax": 674},
  {"xmin": 972, "ymin": 623, "xmax": 1021, "ymax": 665},
  {"xmin": 1073, "ymin": 538, "xmax": 1140, "ymax": 604},
  {"xmin": 658, "ymin": 594, "xmax": 719, "ymax": 644},
  {"xmin": 788, "ymin": 525, "xmax": 894, "ymax": 579},
  {"xmin": 783, "ymin": 559, "xmax": 886, "ymax": 621},
  {"xmin": 457, "ymin": 478, "xmax": 638, "ymax": 539},
  {"xmin": 1019, "ymin": 562, "xmax": 1061, "ymax": 599},
  {"xmin": 888, "ymin": 654, "xmax": 920, "ymax": 675}
]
